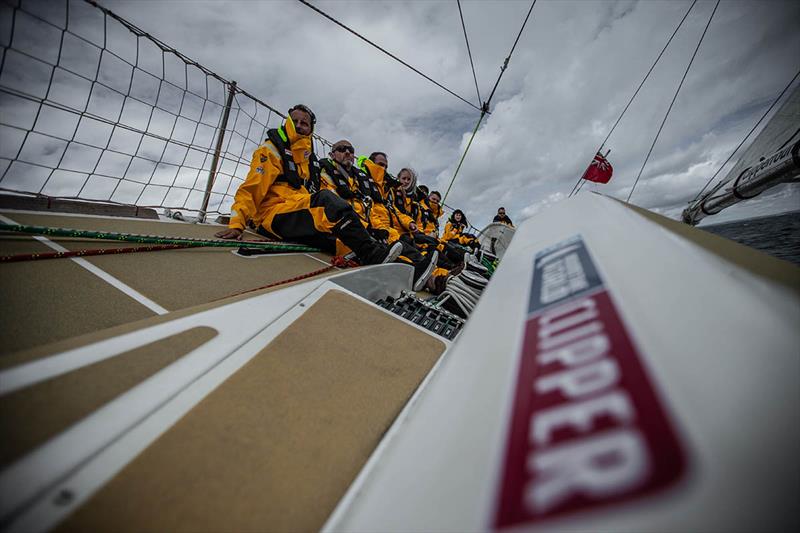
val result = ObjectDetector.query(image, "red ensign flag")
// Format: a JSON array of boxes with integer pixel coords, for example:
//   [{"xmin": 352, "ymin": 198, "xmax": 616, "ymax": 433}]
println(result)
[{"xmin": 581, "ymin": 152, "xmax": 613, "ymax": 184}]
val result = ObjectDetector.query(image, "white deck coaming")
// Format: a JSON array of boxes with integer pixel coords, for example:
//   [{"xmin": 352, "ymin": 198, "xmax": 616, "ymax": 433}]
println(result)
[{"xmin": 327, "ymin": 193, "xmax": 800, "ymax": 532}]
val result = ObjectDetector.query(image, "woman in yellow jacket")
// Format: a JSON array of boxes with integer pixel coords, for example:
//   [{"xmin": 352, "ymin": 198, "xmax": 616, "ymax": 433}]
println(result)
[
  {"xmin": 393, "ymin": 168, "xmax": 425, "ymax": 235},
  {"xmin": 215, "ymin": 106, "xmax": 401, "ymax": 265},
  {"xmin": 443, "ymin": 209, "xmax": 480, "ymax": 250}
]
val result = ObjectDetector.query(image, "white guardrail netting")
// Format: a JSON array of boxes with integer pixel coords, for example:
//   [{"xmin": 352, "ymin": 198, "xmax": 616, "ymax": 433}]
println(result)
[{"xmin": 0, "ymin": 0, "xmax": 332, "ymax": 218}]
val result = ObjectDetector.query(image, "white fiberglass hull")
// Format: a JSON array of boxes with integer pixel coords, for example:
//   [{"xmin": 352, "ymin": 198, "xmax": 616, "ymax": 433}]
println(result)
[{"xmin": 326, "ymin": 193, "xmax": 799, "ymax": 532}]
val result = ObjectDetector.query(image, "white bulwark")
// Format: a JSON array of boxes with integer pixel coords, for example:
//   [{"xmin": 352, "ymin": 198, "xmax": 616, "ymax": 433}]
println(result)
[{"xmin": 326, "ymin": 193, "xmax": 799, "ymax": 532}]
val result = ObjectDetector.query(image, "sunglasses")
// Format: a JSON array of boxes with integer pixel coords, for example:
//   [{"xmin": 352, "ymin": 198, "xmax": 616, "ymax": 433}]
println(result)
[{"xmin": 334, "ymin": 146, "xmax": 354, "ymax": 154}]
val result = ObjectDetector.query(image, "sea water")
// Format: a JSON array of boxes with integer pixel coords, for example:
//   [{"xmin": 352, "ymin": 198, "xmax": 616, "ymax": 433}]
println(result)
[{"xmin": 701, "ymin": 210, "xmax": 800, "ymax": 266}]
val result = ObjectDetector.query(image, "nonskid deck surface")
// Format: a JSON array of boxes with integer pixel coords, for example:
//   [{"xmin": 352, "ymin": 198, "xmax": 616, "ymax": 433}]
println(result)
[
  {"xmin": 0, "ymin": 209, "xmax": 339, "ymax": 358},
  {"xmin": 0, "ymin": 287, "xmax": 445, "ymax": 532},
  {"xmin": 0, "ymin": 209, "xmax": 448, "ymax": 531}
]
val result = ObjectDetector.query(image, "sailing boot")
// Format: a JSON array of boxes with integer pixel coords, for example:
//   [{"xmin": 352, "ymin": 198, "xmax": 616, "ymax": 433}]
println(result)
[
  {"xmin": 413, "ymin": 250, "xmax": 439, "ymax": 291},
  {"xmin": 332, "ymin": 215, "xmax": 402, "ymax": 265}
]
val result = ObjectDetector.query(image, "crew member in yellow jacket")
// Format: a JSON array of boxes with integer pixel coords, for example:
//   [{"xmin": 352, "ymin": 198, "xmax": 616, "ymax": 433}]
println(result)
[
  {"xmin": 443, "ymin": 209, "xmax": 480, "ymax": 250},
  {"xmin": 318, "ymin": 141, "xmax": 437, "ymax": 291},
  {"xmin": 418, "ymin": 187, "xmax": 443, "ymax": 237},
  {"xmin": 393, "ymin": 167, "xmax": 463, "ymax": 290},
  {"xmin": 358, "ymin": 153, "xmax": 417, "ymax": 242},
  {"xmin": 214, "ymin": 105, "xmax": 401, "ymax": 265}
]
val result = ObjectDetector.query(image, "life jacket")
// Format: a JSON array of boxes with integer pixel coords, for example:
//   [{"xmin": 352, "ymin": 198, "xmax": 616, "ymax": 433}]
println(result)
[
  {"xmin": 265, "ymin": 127, "xmax": 320, "ymax": 193},
  {"xmin": 419, "ymin": 200, "xmax": 436, "ymax": 230},
  {"xmin": 449, "ymin": 220, "xmax": 467, "ymax": 234},
  {"xmin": 357, "ymin": 160, "xmax": 388, "ymax": 204},
  {"xmin": 394, "ymin": 190, "xmax": 420, "ymax": 222},
  {"xmin": 379, "ymin": 187, "xmax": 404, "ymax": 229},
  {"xmin": 318, "ymin": 158, "xmax": 360, "ymax": 200}
]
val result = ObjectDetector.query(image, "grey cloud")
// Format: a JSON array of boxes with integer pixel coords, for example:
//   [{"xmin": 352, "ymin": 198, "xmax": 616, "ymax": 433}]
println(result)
[{"xmin": 2, "ymin": 0, "xmax": 797, "ymax": 226}]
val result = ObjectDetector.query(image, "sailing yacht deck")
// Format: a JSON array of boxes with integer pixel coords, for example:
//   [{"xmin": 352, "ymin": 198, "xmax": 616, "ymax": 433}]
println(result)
[
  {"xmin": 0, "ymin": 206, "xmax": 448, "ymax": 532},
  {"xmin": 0, "ymin": 209, "xmax": 340, "ymax": 356}
]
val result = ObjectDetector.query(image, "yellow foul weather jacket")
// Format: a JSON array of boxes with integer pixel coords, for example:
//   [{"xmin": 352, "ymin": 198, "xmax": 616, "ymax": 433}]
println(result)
[
  {"xmin": 420, "ymin": 199, "xmax": 442, "ymax": 236},
  {"xmin": 443, "ymin": 220, "xmax": 477, "ymax": 247},
  {"xmin": 228, "ymin": 117, "xmax": 330, "ymax": 237},
  {"xmin": 318, "ymin": 160, "xmax": 374, "ymax": 226},
  {"xmin": 357, "ymin": 158, "xmax": 410, "ymax": 242}
]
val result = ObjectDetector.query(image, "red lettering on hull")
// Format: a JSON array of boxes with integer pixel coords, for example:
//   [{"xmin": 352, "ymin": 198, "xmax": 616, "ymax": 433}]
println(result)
[{"xmin": 494, "ymin": 290, "xmax": 686, "ymax": 528}]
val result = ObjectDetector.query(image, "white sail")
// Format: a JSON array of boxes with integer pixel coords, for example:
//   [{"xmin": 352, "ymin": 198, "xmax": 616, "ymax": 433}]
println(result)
[{"xmin": 682, "ymin": 82, "xmax": 800, "ymax": 225}]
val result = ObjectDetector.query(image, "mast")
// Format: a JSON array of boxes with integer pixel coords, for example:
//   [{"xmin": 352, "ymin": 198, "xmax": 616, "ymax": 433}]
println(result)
[{"xmin": 682, "ymin": 82, "xmax": 800, "ymax": 225}]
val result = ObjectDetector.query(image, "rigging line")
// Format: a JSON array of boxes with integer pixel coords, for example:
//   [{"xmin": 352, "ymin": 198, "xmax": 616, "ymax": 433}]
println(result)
[
  {"xmin": 295, "ymin": 0, "xmax": 482, "ymax": 112},
  {"xmin": 442, "ymin": 0, "xmax": 537, "ymax": 204},
  {"xmin": 442, "ymin": 110, "xmax": 487, "ymax": 203},
  {"xmin": 484, "ymin": 0, "xmax": 537, "ymax": 109},
  {"xmin": 568, "ymin": 0, "xmax": 698, "ymax": 198},
  {"xmin": 690, "ymin": 68, "xmax": 800, "ymax": 203},
  {"xmin": 777, "ymin": 126, "xmax": 800, "ymax": 151},
  {"xmin": 572, "ymin": 177, "xmax": 587, "ymax": 197},
  {"xmin": 457, "ymin": 0, "xmax": 482, "ymax": 106},
  {"xmin": 627, "ymin": 0, "xmax": 720, "ymax": 203},
  {"xmin": 0, "ymin": 244, "xmax": 191, "ymax": 263},
  {"xmin": 0, "ymin": 224, "xmax": 321, "ymax": 252}
]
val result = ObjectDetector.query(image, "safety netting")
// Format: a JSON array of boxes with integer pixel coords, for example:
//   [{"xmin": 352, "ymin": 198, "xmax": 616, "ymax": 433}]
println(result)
[{"xmin": 0, "ymin": 0, "xmax": 332, "ymax": 219}]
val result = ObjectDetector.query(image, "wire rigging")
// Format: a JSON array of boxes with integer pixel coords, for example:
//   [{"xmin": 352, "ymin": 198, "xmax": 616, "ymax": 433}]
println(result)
[
  {"xmin": 442, "ymin": 0, "xmax": 537, "ymax": 203},
  {"xmin": 295, "ymin": 0, "xmax": 482, "ymax": 112},
  {"xmin": 485, "ymin": 0, "xmax": 537, "ymax": 109},
  {"xmin": 627, "ymin": 0, "xmax": 720, "ymax": 203},
  {"xmin": 690, "ymin": 68, "xmax": 800, "ymax": 203},
  {"xmin": 457, "ymin": 0, "xmax": 482, "ymax": 106},
  {"xmin": 442, "ymin": 113, "xmax": 486, "ymax": 202},
  {"xmin": 568, "ymin": 0, "xmax": 698, "ymax": 198}
]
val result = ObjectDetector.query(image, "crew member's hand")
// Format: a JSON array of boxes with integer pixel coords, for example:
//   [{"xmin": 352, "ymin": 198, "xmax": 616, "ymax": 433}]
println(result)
[{"xmin": 215, "ymin": 228, "xmax": 243, "ymax": 240}]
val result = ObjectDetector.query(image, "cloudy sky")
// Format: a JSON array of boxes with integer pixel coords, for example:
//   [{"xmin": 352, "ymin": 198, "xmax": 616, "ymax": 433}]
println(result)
[{"xmin": 2, "ymin": 0, "xmax": 799, "ymax": 227}]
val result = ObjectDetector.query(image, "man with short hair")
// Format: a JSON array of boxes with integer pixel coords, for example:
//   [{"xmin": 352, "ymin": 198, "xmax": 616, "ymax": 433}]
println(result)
[
  {"xmin": 420, "ymin": 189, "xmax": 443, "ymax": 237},
  {"xmin": 215, "ymin": 105, "xmax": 401, "ymax": 265},
  {"xmin": 318, "ymin": 139, "xmax": 374, "ymax": 227},
  {"xmin": 357, "ymin": 152, "xmax": 416, "ymax": 240},
  {"xmin": 492, "ymin": 207, "xmax": 514, "ymax": 226}
]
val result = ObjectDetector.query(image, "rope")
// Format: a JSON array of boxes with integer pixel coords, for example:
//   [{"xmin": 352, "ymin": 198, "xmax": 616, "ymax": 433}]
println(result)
[
  {"xmin": 0, "ymin": 244, "xmax": 190, "ymax": 263},
  {"xmin": 568, "ymin": 0, "xmax": 698, "ymax": 198},
  {"xmin": 484, "ymin": 0, "xmax": 537, "ymax": 108},
  {"xmin": 442, "ymin": 110, "xmax": 487, "ymax": 203},
  {"xmin": 442, "ymin": 0, "xmax": 537, "ymax": 204},
  {"xmin": 211, "ymin": 255, "xmax": 360, "ymax": 302},
  {"xmin": 457, "ymin": 0, "xmax": 482, "ymax": 106},
  {"xmin": 690, "ymin": 68, "xmax": 800, "ymax": 203},
  {"xmin": 0, "ymin": 223, "xmax": 321, "ymax": 252},
  {"xmin": 627, "ymin": 0, "xmax": 720, "ymax": 203},
  {"xmin": 295, "ymin": 0, "xmax": 482, "ymax": 113}
]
